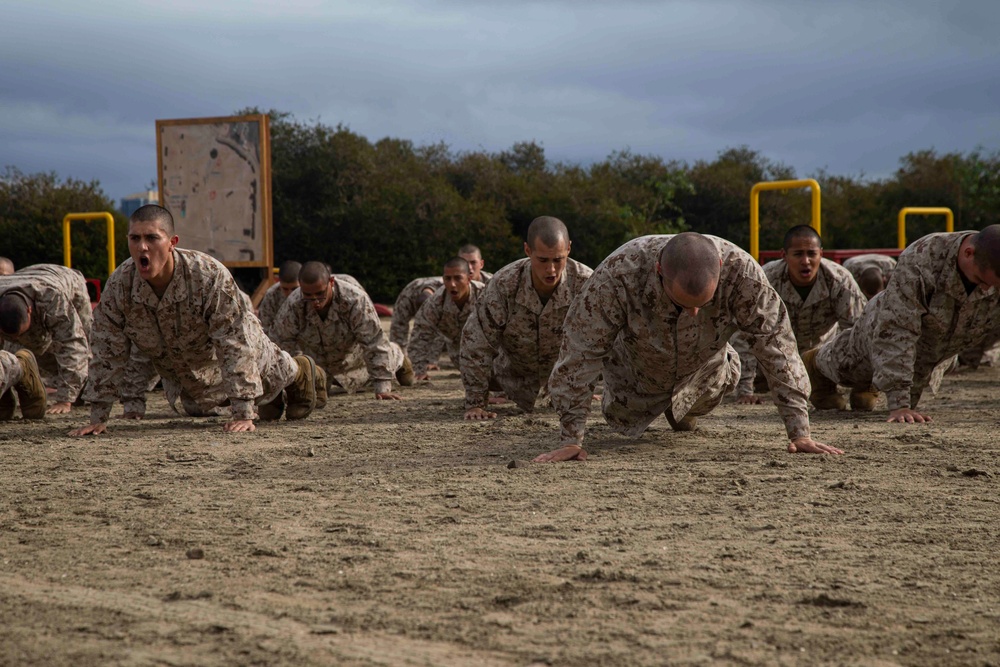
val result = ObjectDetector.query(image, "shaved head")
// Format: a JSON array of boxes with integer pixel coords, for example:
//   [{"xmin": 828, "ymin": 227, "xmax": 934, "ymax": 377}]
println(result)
[
  {"xmin": 278, "ymin": 260, "xmax": 302, "ymax": 283},
  {"xmin": 973, "ymin": 225, "xmax": 1000, "ymax": 275},
  {"xmin": 299, "ymin": 261, "xmax": 331, "ymax": 285},
  {"xmin": 659, "ymin": 233, "xmax": 721, "ymax": 297},
  {"xmin": 458, "ymin": 244, "xmax": 482, "ymax": 259},
  {"xmin": 858, "ymin": 267, "xmax": 884, "ymax": 299},
  {"xmin": 444, "ymin": 257, "xmax": 471, "ymax": 274},
  {"xmin": 783, "ymin": 225, "xmax": 822, "ymax": 250},
  {"xmin": 130, "ymin": 204, "xmax": 174, "ymax": 236},
  {"xmin": 0, "ymin": 257, "xmax": 13, "ymax": 275},
  {"xmin": 526, "ymin": 216, "xmax": 569, "ymax": 249}
]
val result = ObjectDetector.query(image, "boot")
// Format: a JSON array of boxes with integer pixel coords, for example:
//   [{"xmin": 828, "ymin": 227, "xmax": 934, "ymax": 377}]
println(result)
[
  {"xmin": 396, "ymin": 355, "xmax": 415, "ymax": 387},
  {"xmin": 666, "ymin": 410, "xmax": 698, "ymax": 432},
  {"xmin": 258, "ymin": 392, "xmax": 284, "ymax": 421},
  {"xmin": 14, "ymin": 350, "xmax": 46, "ymax": 419},
  {"xmin": 285, "ymin": 355, "xmax": 317, "ymax": 420},
  {"xmin": 0, "ymin": 389, "xmax": 14, "ymax": 421},
  {"xmin": 849, "ymin": 388, "xmax": 879, "ymax": 412},
  {"xmin": 801, "ymin": 348, "xmax": 846, "ymax": 410},
  {"xmin": 314, "ymin": 365, "xmax": 328, "ymax": 410}
]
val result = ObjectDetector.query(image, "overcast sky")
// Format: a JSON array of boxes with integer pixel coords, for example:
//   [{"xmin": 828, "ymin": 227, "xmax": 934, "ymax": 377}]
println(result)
[{"xmin": 2, "ymin": 0, "xmax": 998, "ymax": 203}]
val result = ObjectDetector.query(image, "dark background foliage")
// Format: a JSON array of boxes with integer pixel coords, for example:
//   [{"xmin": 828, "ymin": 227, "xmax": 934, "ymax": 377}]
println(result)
[{"xmin": 2, "ymin": 110, "xmax": 998, "ymax": 303}]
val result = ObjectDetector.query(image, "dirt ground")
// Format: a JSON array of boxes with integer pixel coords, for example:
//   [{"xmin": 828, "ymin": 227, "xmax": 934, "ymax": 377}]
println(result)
[{"xmin": 1, "ymin": 352, "xmax": 999, "ymax": 666}]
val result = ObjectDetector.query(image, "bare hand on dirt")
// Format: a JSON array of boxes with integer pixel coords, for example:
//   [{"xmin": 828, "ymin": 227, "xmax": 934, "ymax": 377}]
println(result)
[
  {"xmin": 414, "ymin": 373, "xmax": 430, "ymax": 382},
  {"xmin": 533, "ymin": 444, "xmax": 588, "ymax": 462},
  {"xmin": 223, "ymin": 419, "xmax": 256, "ymax": 432},
  {"xmin": 887, "ymin": 408, "xmax": 932, "ymax": 424},
  {"xmin": 118, "ymin": 412, "xmax": 143, "ymax": 420},
  {"xmin": 487, "ymin": 396, "xmax": 508, "ymax": 405},
  {"xmin": 68, "ymin": 422, "xmax": 108, "ymax": 437},
  {"xmin": 376, "ymin": 392, "xmax": 403, "ymax": 401},
  {"xmin": 47, "ymin": 401, "xmax": 72, "ymax": 414},
  {"xmin": 464, "ymin": 407, "xmax": 497, "ymax": 420},
  {"xmin": 787, "ymin": 437, "xmax": 843, "ymax": 455},
  {"xmin": 426, "ymin": 364, "xmax": 439, "ymax": 371},
  {"xmin": 736, "ymin": 394, "xmax": 764, "ymax": 405}
]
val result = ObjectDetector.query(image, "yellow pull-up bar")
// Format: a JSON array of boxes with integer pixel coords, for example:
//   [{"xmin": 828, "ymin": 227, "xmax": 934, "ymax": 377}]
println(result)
[
  {"xmin": 63, "ymin": 212, "xmax": 116, "ymax": 277},
  {"xmin": 749, "ymin": 179, "xmax": 821, "ymax": 261},
  {"xmin": 897, "ymin": 207, "xmax": 954, "ymax": 249}
]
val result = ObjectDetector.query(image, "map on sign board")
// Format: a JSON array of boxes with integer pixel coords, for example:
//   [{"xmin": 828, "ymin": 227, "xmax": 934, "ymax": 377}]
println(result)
[{"xmin": 156, "ymin": 114, "xmax": 272, "ymax": 267}]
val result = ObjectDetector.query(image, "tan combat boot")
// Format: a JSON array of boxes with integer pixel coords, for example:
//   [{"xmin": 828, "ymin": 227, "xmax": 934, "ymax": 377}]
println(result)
[
  {"xmin": 314, "ymin": 365, "xmax": 328, "ymax": 410},
  {"xmin": 14, "ymin": 350, "xmax": 46, "ymax": 419},
  {"xmin": 395, "ymin": 355, "xmax": 415, "ymax": 387},
  {"xmin": 800, "ymin": 348, "xmax": 846, "ymax": 410},
  {"xmin": 666, "ymin": 410, "xmax": 698, "ymax": 432},
  {"xmin": 285, "ymin": 355, "xmax": 317, "ymax": 420},
  {"xmin": 849, "ymin": 388, "xmax": 879, "ymax": 411}
]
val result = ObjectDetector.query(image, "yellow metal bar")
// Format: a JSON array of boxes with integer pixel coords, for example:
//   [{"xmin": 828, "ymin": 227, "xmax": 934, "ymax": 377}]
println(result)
[
  {"xmin": 62, "ymin": 212, "xmax": 116, "ymax": 276},
  {"xmin": 749, "ymin": 179, "xmax": 821, "ymax": 261},
  {"xmin": 897, "ymin": 207, "xmax": 954, "ymax": 249}
]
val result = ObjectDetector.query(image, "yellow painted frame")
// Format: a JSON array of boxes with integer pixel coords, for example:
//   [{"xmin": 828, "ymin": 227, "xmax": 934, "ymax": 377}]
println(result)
[
  {"xmin": 63, "ymin": 212, "xmax": 116, "ymax": 277},
  {"xmin": 897, "ymin": 207, "xmax": 954, "ymax": 248},
  {"xmin": 749, "ymin": 179, "xmax": 821, "ymax": 261}
]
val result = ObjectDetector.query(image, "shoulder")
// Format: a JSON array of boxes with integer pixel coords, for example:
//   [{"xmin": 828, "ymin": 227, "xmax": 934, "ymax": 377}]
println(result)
[{"xmin": 820, "ymin": 258, "xmax": 855, "ymax": 282}]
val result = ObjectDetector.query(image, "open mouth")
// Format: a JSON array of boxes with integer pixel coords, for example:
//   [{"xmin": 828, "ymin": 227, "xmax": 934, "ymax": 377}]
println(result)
[{"xmin": 139, "ymin": 256, "xmax": 150, "ymax": 269}]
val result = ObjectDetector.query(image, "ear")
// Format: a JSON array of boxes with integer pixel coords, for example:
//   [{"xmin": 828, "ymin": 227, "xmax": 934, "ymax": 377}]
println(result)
[
  {"xmin": 523, "ymin": 242, "xmax": 531, "ymax": 258},
  {"xmin": 655, "ymin": 261, "xmax": 663, "ymax": 278},
  {"xmin": 169, "ymin": 235, "xmax": 180, "ymax": 248}
]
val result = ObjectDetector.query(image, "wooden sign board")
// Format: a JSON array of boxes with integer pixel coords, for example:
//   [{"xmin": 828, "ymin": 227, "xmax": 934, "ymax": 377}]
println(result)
[{"xmin": 156, "ymin": 114, "xmax": 273, "ymax": 268}]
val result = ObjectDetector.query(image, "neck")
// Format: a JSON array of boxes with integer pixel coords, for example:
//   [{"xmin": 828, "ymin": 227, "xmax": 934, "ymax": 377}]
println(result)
[{"xmin": 532, "ymin": 275, "xmax": 559, "ymax": 298}]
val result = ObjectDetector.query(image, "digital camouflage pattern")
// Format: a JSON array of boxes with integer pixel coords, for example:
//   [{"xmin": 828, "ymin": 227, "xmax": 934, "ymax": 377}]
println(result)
[
  {"xmin": 0, "ymin": 350, "xmax": 21, "ymax": 397},
  {"xmin": 408, "ymin": 281, "xmax": 484, "ymax": 376},
  {"xmin": 389, "ymin": 277, "xmax": 444, "ymax": 351},
  {"xmin": 549, "ymin": 235, "xmax": 812, "ymax": 447},
  {"xmin": 271, "ymin": 276, "xmax": 402, "ymax": 395},
  {"xmin": 257, "ymin": 281, "xmax": 287, "ymax": 336},
  {"xmin": 0, "ymin": 264, "xmax": 93, "ymax": 403},
  {"xmin": 734, "ymin": 258, "xmax": 866, "ymax": 397},
  {"xmin": 461, "ymin": 257, "xmax": 594, "ymax": 411},
  {"xmin": 842, "ymin": 254, "xmax": 897, "ymax": 284},
  {"xmin": 84, "ymin": 249, "xmax": 297, "ymax": 423},
  {"xmin": 816, "ymin": 232, "xmax": 1000, "ymax": 410}
]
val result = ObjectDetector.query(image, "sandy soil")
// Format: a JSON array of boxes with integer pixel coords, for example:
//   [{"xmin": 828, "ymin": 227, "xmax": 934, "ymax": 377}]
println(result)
[{"xmin": 1, "ymin": 356, "xmax": 999, "ymax": 666}]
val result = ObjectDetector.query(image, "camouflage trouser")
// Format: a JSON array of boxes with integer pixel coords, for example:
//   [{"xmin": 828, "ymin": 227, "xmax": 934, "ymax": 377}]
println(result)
[
  {"xmin": 601, "ymin": 345, "xmax": 740, "ymax": 438},
  {"xmin": 164, "ymin": 349, "xmax": 297, "ymax": 417},
  {"xmin": 494, "ymin": 368, "xmax": 549, "ymax": 413},
  {"xmin": 816, "ymin": 325, "xmax": 952, "ymax": 408},
  {"xmin": 321, "ymin": 342, "xmax": 404, "ymax": 393},
  {"xmin": 0, "ymin": 350, "xmax": 21, "ymax": 396},
  {"xmin": 959, "ymin": 339, "xmax": 1000, "ymax": 369}
]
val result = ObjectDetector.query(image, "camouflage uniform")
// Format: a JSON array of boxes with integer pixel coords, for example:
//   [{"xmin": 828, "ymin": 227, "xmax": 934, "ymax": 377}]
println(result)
[
  {"xmin": 734, "ymin": 258, "xmax": 866, "ymax": 397},
  {"xmin": 549, "ymin": 235, "xmax": 812, "ymax": 446},
  {"xmin": 0, "ymin": 264, "xmax": 93, "ymax": 403},
  {"xmin": 478, "ymin": 271, "xmax": 493, "ymax": 284},
  {"xmin": 0, "ymin": 350, "xmax": 22, "ymax": 396},
  {"xmin": 842, "ymin": 254, "xmax": 897, "ymax": 284},
  {"xmin": 271, "ymin": 277, "xmax": 403, "ymax": 394},
  {"xmin": 83, "ymin": 249, "xmax": 298, "ymax": 423},
  {"xmin": 815, "ymin": 232, "xmax": 1000, "ymax": 410},
  {"xmin": 408, "ymin": 281, "xmax": 485, "ymax": 376},
  {"xmin": 389, "ymin": 277, "xmax": 444, "ymax": 351},
  {"xmin": 462, "ymin": 258, "xmax": 593, "ymax": 412},
  {"xmin": 257, "ymin": 282, "xmax": 287, "ymax": 335}
]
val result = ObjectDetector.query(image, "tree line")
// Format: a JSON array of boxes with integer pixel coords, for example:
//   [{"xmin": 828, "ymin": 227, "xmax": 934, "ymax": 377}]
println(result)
[{"xmin": 2, "ymin": 109, "xmax": 998, "ymax": 303}]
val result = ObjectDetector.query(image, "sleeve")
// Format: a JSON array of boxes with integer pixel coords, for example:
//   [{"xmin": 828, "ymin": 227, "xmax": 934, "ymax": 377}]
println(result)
[
  {"xmin": 204, "ymin": 271, "xmax": 265, "ymax": 421},
  {"xmin": 389, "ymin": 291, "xmax": 415, "ymax": 347},
  {"xmin": 734, "ymin": 270, "xmax": 812, "ymax": 440},
  {"xmin": 460, "ymin": 280, "xmax": 511, "ymax": 410},
  {"xmin": 269, "ymin": 297, "xmax": 303, "ymax": 356},
  {"xmin": 83, "ymin": 275, "xmax": 134, "ymax": 424},
  {"xmin": 408, "ymin": 296, "xmax": 443, "ymax": 376},
  {"xmin": 870, "ymin": 255, "xmax": 930, "ymax": 410},
  {"xmin": 729, "ymin": 332, "xmax": 757, "ymax": 397},
  {"xmin": 117, "ymin": 343, "xmax": 158, "ymax": 416},
  {"xmin": 348, "ymin": 291, "xmax": 397, "ymax": 394},
  {"xmin": 38, "ymin": 294, "xmax": 90, "ymax": 403},
  {"xmin": 834, "ymin": 269, "xmax": 867, "ymax": 332},
  {"xmin": 549, "ymin": 274, "xmax": 627, "ymax": 446},
  {"xmin": 257, "ymin": 288, "xmax": 278, "ymax": 333}
]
